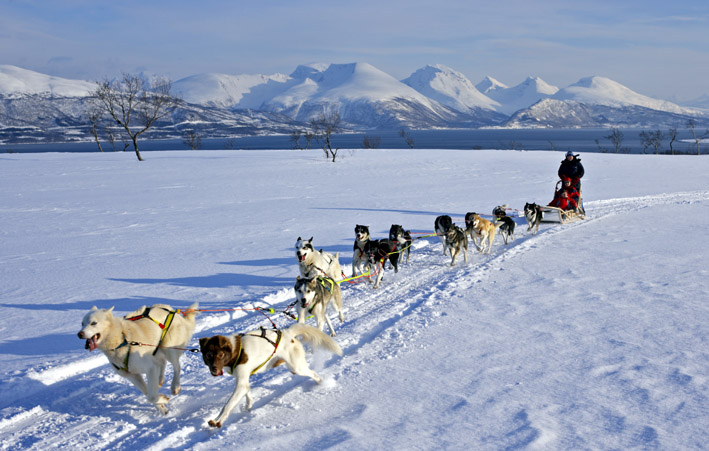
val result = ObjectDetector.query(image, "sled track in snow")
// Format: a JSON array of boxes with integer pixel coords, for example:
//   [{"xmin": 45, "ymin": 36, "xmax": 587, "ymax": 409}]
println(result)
[{"xmin": 1, "ymin": 191, "xmax": 707, "ymax": 449}]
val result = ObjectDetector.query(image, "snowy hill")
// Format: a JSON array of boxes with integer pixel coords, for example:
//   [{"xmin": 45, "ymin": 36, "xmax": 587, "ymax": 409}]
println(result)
[
  {"xmin": 0, "ymin": 149, "xmax": 707, "ymax": 449},
  {"xmin": 401, "ymin": 64, "xmax": 501, "ymax": 112},
  {"xmin": 484, "ymin": 76, "xmax": 559, "ymax": 114},
  {"xmin": 0, "ymin": 65, "xmax": 94, "ymax": 98},
  {"xmin": 553, "ymin": 76, "xmax": 697, "ymax": 115},
  {"xmin": 504, "ymin": 98, "xmax": 705, "ymax": 129},
  {"xmin": 173, "ymin": 72, "xmax": 290, "ymax": 108}
]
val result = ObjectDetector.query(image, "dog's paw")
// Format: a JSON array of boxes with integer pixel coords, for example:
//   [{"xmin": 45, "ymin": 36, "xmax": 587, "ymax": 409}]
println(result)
[
  {"xmin": 156, "ymin": 403, "xmax": 169, "ymax": 415},
  {"xmin": 208, "ymin": 419, "xmax": 222, "ymax": 428},
  {"xmin": 171, "ymin": 386, "xmax": 181, "ymax": 395}
]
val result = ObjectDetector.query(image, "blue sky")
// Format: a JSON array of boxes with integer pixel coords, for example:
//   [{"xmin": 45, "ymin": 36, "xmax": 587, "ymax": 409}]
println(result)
[{"xmin": 1, "ymin": 0, "xmax": 708, "ymax": 101}]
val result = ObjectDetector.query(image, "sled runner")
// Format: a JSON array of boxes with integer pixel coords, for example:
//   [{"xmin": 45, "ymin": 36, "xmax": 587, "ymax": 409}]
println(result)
[{"xmin": 540, "ymin": 205, "xmax": 584, "ymax": 224}]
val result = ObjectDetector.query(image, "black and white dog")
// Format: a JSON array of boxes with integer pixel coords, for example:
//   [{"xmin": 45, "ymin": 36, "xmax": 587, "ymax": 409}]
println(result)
[
  {"xmin": 295, "ymin": 237, "xmax": 342, "ymax": 280},
  {"xmin": 464, "ymin": 212, "xmax": 477, "ymax": 237},
  {"xmin": 352, "ymin": 224, "xmax": 371, "ymax": 277},
  {"xmin": 365, "ymin": 238, "xmax": 400, "ymax": 289},
  {"xmin": 389, "ymin": 224, "xmax": 412, "ymax": 264},
  {"xmin": 524, "ymin": 203, "xmax": 543, "ymax": 235},
  {"xmin": 496, "ymin": 216, "xmax": 516, "ymax": 244},
  {"xmin": 434, "ymin": 215, "xmax": 453, "ymax": 255}
]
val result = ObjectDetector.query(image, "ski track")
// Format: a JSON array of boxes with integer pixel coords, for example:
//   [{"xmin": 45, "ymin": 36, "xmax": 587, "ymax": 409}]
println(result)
[{"xmin": 1, "ymin": 190, "xmax": 706, "ymax": 450}]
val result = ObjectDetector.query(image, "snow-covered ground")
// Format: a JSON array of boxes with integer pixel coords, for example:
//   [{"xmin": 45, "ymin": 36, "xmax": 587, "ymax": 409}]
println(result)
[{"xmin": 0, "ymin": 148, "xmax": 707, "ymax": 450}]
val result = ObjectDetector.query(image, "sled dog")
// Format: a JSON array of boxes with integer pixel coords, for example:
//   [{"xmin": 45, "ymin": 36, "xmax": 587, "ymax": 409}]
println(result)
[
  {"xmin": 199, "ymin": 324, "xmax": 342, "ymax": 428},
  {"xmin": 352, "ymin": 225, "xmax": 371, "ymax": 277},
  {"xmin": 365, "ymin": 239, "xmax": 400, "ymax": 289},
  {"xmin": 497, "ymin": 216, "xmax": 516, "ymax": 245},
  {"xmin": 524, "ymin": 202, "xmax": 543, "ymax": 235},
  {"xmin": 468, "ymin": 214, "xmax": 500, "ymax": 254},
  {"xmin": 293, "ymin": 276, "xmax": 344, "ymax": 336},
  {"xmin": 389, "ymin": 224, "xmax": 413, "ymax": 264},
  {"xmin": 434, "ymin": 215, "xmax": 453, "ymax": 255},
  {"xmin": 77, "ymin": 303, "xmax": 198, "ymax": 414},
  {"xmin": 295, "ymin": 236, "xmax": 342, "ymax": 281},
  {"xmin": 446, "ymin": 225, "xmax": 468, "ymax": 266}
]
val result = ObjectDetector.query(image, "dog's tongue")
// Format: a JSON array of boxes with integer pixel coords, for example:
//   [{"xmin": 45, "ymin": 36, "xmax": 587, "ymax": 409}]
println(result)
[
  {"xmin": 85, "ymin": 336, "xmax": 98, "ymax": 352},
  {"xmin": 298, "ymin": 255, "xmax": 305, "ymax": 262}
]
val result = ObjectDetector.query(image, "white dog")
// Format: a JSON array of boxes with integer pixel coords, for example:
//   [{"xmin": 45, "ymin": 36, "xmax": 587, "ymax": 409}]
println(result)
[
  {"xmin": 199, "ymin": 323, "xmax": 342, "ymax": 428},
  {"xmin": 77, "ymin": 303, "xmax": 198, "ymax": 414},
  {"xmin": 295, "ymin": 236, "xmax": 342, "ymax": 281},
  {"xmin": 294, "ymin": 276, "xmax": 345, "ymax": 336}
]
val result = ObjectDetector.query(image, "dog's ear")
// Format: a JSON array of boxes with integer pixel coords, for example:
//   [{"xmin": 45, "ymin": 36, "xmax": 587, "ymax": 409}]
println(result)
[
  {"xmin": 107, "ymin": 306, "xmax": 114, "ymax": 315},
  {"xmin": 199, "ymin": 337, "xmax": 209, "ymax": 348},
  {"xmin": 308, "ymin": 237, "xmax": 313, "ymax": 243},
  {"xmin": 91, "ymin": 306, "xmax": 97, "ymax": 311}
]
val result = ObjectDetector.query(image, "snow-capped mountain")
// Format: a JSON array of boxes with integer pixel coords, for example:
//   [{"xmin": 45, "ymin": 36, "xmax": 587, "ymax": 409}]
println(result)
[
  {"xmin": 0, "ymin": 65, "xmax": 94, "ymax": 98},
  {"xmin": 475, "ymin": 76, "xmax": 508, "ymax": 95},
  {"xmin": 401, "ymin": 64, "xmax": 501, "ymax": 112},
  {"xmin": 553, "ymin": 76, "xmax": 697, "ymax": 116},
  {"xmin": 173, "ymin": 72, "xmax": 290, "ymax": 108},
  {"xmin": 256, "ymin": 62, "xmax": 487, "ymax": 128},
  {"xmin": 484, "ymin": 76, "xmax": 559, "ymax": 115}
]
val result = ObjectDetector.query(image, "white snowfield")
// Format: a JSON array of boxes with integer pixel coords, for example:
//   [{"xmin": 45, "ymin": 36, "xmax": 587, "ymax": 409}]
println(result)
[{"xmin": 0, "ymin": 149, "xmax": 707, "ymax": 450}]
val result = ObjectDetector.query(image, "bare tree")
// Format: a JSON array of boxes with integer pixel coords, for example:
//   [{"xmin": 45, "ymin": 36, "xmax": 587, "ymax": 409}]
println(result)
[
  {"xmin": 667, "ymin": 127, "xmax": 678, "ymax": 155},
  {"xmin": 182, "ymin": 130, "xmax": 202, "ymax": 150},
  {"xmin": 303, "ymin": 131, "xmax": 316, "ymax": 150},
  {"xmin": 290, "ymin": 129, "xmax": 304, "ymax": 150},
  {"xmin": 311, "ymin": 111, "xmax": 341, "ymax": 162},
  {"xmin": 91, "ymin": 73, "xmax": 180, "ymax": 161},
  {"xmin": 604, "ymin": 127, "xmax": 625, "ymax": 153},
  {"xmin": 639, "ymin": 130, "xmax": 664, "ymax": 155},
  {"xmin": 687, "ymin": 119, "xmax": 709, "ymax": 155},
  {"xmin": 399, "ymin": 128, "xmax": 415, "ymax": 148},
  {"xmin": 362, "ymin": 135, "xmax": 381, "ymax": 149},
  {"xmin": 87, "ymin": 108, "xmax": 104, "ymax": 152}
]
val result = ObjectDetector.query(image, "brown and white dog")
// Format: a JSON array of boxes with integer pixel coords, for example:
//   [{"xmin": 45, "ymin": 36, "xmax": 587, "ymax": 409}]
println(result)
[
  {"xmin": 446, "ymin": 225, "xmax": 468, "ymax": 266},
  {"xmin": 466, "ymin": 213, "xmax": 500, "ymax": 254},
  {"xmin": 295, "ymin": 236, "xmax": 342, "ymax": 281},
  {"xmin": 77, "ymin": 303, "xmax": 198, "ymax": 414},
  {"xmin": 199, "ymin": 324, "xmax": 342, "ymax": 428},
  {"xmin": 293, "ymin": 276, "xmax": 344, "ymax": 336}
]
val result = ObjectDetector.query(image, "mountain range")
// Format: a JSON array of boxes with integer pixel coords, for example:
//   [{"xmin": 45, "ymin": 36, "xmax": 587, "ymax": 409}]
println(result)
[{"xmin": 0, "ymin": 63, "xmax": 707, "ymax": 145}]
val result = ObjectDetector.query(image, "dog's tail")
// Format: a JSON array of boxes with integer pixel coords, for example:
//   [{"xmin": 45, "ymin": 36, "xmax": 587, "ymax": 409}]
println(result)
[
  {"xmin": 182, "ymin": 302, "xmax": 199, "ymax": 326},
  {"xmin": 286, "ymin": 323, "xmax": 343, "ymax": 356}
]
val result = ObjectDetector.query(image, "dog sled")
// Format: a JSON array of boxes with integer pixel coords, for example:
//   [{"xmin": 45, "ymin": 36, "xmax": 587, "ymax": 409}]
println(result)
[{"xmin": 542, "ymin": 179, "xmax": 585, "ymax": 224}]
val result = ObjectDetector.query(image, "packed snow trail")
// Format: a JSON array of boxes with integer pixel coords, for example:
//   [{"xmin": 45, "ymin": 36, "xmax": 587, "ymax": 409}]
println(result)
[{"xmin": 1, "ymin": 190, "xmax": 706, "ymax": 449}]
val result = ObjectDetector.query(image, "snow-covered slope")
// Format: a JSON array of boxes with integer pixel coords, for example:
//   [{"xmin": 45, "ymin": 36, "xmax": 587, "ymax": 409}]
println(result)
[
  {"xmin": 475, "ymin": 75, "xmax": 508, "ymax": 95},
  {"xmin": 484, "ymin": 76, "xmax": 558, "ymax": 114},
  {"xmin": 173, "ymin": 72, "xmax": 290, "ymax": 108},
  {"xmin": 553, "ymin": 76, "xmax": 697, "ymax": 115},
  {"xmin": 0, "ymin": 65, "xmax": 94, "ymax": 98},
  {"xmin": 0, "ymin": 149, "xmax": 707, "ymax": 449},
  {"xmin": 402, "ymin": 64, "xmax": 501, "ymax": 112}
]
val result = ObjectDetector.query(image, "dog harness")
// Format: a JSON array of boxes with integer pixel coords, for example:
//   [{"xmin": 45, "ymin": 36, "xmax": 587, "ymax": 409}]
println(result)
[
  {"xmin": 110, "ymin": 333, "xmax": 132, "ymax": 372},
  {"xmin": 229, "ymin": 327, "xmax": 283, "ymax": 376},
  {"xmin": 125, "ymin": 307, "xmax": 181, "ymax": 355}
]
